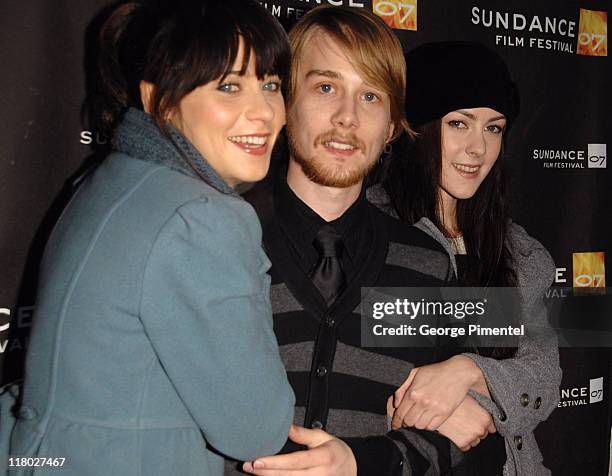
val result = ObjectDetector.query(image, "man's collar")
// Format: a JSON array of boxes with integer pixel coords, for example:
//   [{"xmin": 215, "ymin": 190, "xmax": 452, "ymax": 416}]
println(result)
[{"xmin": 274, "ymin": 174, "xmax": 369, "ymax": 262}]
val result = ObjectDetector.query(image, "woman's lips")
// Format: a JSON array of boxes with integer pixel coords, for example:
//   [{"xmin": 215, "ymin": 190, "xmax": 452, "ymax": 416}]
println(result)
[
  {"xmin": 452, "ymin": 162, "xmax": 481, "ymax": 177},
  {"xmin": 228, "ymin": 134, "xmax": 270, "ymax": 156}
]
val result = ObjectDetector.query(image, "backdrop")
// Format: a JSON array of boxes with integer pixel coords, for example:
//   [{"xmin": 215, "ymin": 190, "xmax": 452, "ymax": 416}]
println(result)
[{"xmin": 0, "ymin": 0, "xmax": 610, "ymax": 474}]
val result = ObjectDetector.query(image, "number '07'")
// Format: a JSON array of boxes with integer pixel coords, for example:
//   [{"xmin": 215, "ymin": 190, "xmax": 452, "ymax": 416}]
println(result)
[
  {"xmin": 374, "ymin": 2, "xmax": 415, "ymax": 23},
  {"xmin": 578, "ymin": 33, "xmax": 606, "ymax": 51},
  {"xmin": 574, "ymin": 274, "xmax": 604, "ymax": 287}
]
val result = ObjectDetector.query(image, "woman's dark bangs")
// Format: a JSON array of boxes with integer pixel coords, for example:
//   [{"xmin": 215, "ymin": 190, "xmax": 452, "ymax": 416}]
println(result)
[
  {"xmin": 163, "ymin": 1, "xmax": 290, "ymax": 93},
  {"xmin": 234, "ymin": 6, "xmax": 290, "ymax": 81},
  {"xmin": 216, "ymin": 29, "xmax": 244, "ymax": 81},
  {"xmin": 167, "ymin": 4, "xmax": 239, "ymax": 90},
  {"xmin": 253, "ymin": 27, "xmax": 291, "ymax": 81}
]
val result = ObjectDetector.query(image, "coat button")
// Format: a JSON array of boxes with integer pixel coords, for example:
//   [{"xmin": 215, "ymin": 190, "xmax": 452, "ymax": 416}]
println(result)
[
  {"xmin": 326, "ymin": 317, "xmax": 335, "ymax": 327},
  {"xmin": 316, "ymin": 366, "xmax": 327, "ymax": 377},
  {"xmin": 17, "ymin": 406, "xmax": 38, "ymax": 420},
  {"xmin": 534, "ymin": 397, "xmax": 542, "ymax": 409},
  {"xmin": 520, "ymin": 393, "xmax": 530, "ymax": 407},
  {"xmin": 498, "ymin": 409, "xmax": 507, "ymax": 422},
  {"xmin": 311, "ymin": 420, "xmax": 324, "ymax": 429},
  {"xmin": 514, "ymin": 435, "xmax": 523, "ymax": 450}
]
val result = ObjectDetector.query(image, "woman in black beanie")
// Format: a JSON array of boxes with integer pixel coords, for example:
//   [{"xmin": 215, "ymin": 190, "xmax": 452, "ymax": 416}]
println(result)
[{"xmin": 378, "ymin": 42, "xmax": 561, "ymax": 475}]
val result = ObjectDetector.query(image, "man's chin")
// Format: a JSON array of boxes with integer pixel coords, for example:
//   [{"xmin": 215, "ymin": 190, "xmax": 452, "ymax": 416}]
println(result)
[
  {"xmin": 288, "ymin": 137, "xmax": 376, "ymax": 189},
  {"xmin": 302, "ymin": 162, "xmax": 367, "ymax": 188}
]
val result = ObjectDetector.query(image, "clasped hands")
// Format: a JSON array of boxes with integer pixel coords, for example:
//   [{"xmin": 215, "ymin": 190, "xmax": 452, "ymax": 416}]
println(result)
[
  {"xmin": 386, "ymin": 355, "xmax": 496, "ymax": 451},
  {"xmin": 242, "ymin": 355, "xmax": 494, "ymax": 475}
]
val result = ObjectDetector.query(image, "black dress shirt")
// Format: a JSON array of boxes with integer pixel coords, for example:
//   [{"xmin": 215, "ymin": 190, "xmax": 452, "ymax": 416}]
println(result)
[{"xmin": 275, "ymin": 178, "xmax": 372, "ymax": 294}]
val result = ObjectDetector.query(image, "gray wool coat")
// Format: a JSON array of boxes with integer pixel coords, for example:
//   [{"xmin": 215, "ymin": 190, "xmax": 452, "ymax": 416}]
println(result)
[
  {"xmin": 368, "ymin": 185, "xmax": 562, "ymax": 476},
  {"xmin": 6, "ymin": 109, "xmax": 295, "ymax": 476}
]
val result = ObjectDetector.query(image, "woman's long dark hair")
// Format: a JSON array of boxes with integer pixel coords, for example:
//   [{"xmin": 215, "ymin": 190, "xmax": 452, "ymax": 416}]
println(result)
[
  {"xmin": 384, "ymin": 121, "xmax": 518, "ymax": 358},
  {"xmin": 384, "ymin": 121, "xmax": 516, "ymax": 287},
  {"xmin": 91, "ymin": 0, "xmax": 290, "ymax": 145}
]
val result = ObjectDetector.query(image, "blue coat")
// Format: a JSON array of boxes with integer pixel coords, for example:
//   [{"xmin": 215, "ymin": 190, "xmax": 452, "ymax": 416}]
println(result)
[{"xmin": 9, "ymin": 109, "xmax": 295, "ymax": 475}]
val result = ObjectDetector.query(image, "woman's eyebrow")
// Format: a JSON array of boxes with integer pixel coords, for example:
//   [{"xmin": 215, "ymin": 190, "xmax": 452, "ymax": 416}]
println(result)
[{"xmin": 456, "ymin": 110, "xmax": 506, "ymax": 122}]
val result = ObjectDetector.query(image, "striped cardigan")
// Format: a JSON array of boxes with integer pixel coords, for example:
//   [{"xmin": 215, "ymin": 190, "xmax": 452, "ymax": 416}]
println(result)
[{"xmin": 225, "ymin": 182, "xmax": 459, "ymax": 475}]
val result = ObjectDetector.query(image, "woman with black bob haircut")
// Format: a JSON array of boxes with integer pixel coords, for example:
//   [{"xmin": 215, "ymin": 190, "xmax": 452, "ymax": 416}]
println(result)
[
  {"xmin": 8, "ymin": 1, "xmax": 295, "ymax": 475},
  {"xmin": 377, "ymin": 42, "xmax": 561, "ymax": 475}
]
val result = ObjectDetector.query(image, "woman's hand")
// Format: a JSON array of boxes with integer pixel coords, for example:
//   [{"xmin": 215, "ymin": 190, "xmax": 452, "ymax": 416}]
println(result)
[
  {"xmin": 437, "ymin": 395, "xmax": 497, "ymax": 451},
  {"xmin": 388, "ymin": 355, "xmax": 489, "ymax": 431}
]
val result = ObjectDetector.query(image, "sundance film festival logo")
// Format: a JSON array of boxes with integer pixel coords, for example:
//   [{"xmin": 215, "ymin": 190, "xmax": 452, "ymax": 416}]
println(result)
[
  {"xmin": 0, "ymin": 306, "xmax": 33, "ymax": 354},
  {"xmin": 551, "ymin": 251, "xmax": 606, "ymax": 298},
  {"xmin": 0, "ymin": 308, "xmax": 11, "ymax": 354},
  {"xmin": 588, "ymin": 143, "xmax": 607, "ymax": 168},
  {"xmin": 471, "ymin": 6, "xmax": 607, "ymax": 57},
  {"xmin": 577, "ymin": 9, "xmax": 608, "ymax": 57},
  {"xmin": 532, "ymin": 144, "xmax": 607, "ymax": 170},
  {"xmin": 573, "ymin": 251, "xmax": 606, "ymax": 289},
  {"xmin": 0, "ymin": 308, "xmax": 9, "ymax": 332},
  {"xmin": 260, "ymin": 0, "xmax": 365, "ymax": 21},
  {"xmin": 80, "ymin": 130, "xmax": 108, "ymax": 146},
  {"xmin": 558, "ymin": 377, "xmax": 604, "ymax": 408},
  {"xmin": 373, "ymin": 0, "xmax": 417, "ymax": 31}
]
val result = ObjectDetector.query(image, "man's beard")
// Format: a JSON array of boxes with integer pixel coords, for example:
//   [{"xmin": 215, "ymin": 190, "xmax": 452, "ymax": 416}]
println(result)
[{"xmin": 287, "ymin": 124, "xmax": 381, "ymax": 188}]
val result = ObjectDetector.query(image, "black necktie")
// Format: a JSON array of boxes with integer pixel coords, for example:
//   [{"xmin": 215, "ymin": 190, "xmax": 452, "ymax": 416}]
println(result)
[{"xmin": 310, "ymin": 225, "xmax": 346, "ymax": 305}]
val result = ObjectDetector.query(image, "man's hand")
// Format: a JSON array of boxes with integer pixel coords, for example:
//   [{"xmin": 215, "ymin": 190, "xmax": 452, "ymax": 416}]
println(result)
[
  {"xmin": 436, "ymin": 395, "xmax": 496, "ymax": 451},
  {"xmin": 242, "ymin": 424, "xmax": 357, "ymax": 476},
  {"xmin": 388, "ymin": 355, "xmax": 490, "ymax": 431}
]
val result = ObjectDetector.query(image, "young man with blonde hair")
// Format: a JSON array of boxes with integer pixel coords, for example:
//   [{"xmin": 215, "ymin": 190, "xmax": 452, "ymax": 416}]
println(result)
[{"xmin": 234, "ymin": 6, "xmax": 495, "ymax": 475}]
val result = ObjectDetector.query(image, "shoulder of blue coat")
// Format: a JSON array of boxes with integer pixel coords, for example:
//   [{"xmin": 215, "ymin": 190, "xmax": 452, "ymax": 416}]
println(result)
[
  {"xmin": 144, "ymin": 185, "xmax": 267, "ymax": 281},
  {"xmin": 176, "ymin": 185, "xmax": 259, "ymax": 228},
  {"xmin": 102, "ymin": 154, "xmax": 263, "ymax": 248},
  {"xmin": 108, "ymin": 153, "xmax": 260, "ymax": 232}
]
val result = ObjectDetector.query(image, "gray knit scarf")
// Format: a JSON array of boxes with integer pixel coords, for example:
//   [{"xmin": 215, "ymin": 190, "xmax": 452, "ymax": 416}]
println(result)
[{"xmin": 112, "ymin": 107, "xmax": 239, "ymax": 198}]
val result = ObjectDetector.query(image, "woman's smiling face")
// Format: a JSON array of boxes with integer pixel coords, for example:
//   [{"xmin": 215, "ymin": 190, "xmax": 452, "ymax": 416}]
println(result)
[
  {"xmin": 439, "ymin": 107, "xmax": 507, "ymax": 203},
  {"xmin": 170, "ymin": 41, "xmax": 285, "ymax": 187}
]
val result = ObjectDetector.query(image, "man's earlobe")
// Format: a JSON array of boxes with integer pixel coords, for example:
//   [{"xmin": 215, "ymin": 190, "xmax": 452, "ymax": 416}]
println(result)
[
  {"xmin": 139, "ymin": 81, "xmax": 155, "ymax": 113},
  {"xmin": 386, "ymin": 122, "xmax": 396, "ymax": 143}
]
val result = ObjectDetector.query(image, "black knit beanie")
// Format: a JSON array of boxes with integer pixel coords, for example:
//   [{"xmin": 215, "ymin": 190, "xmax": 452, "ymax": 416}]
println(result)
[{"xmin": 404, "ymin": 41, "xmax": 519, "ymax": 127}]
